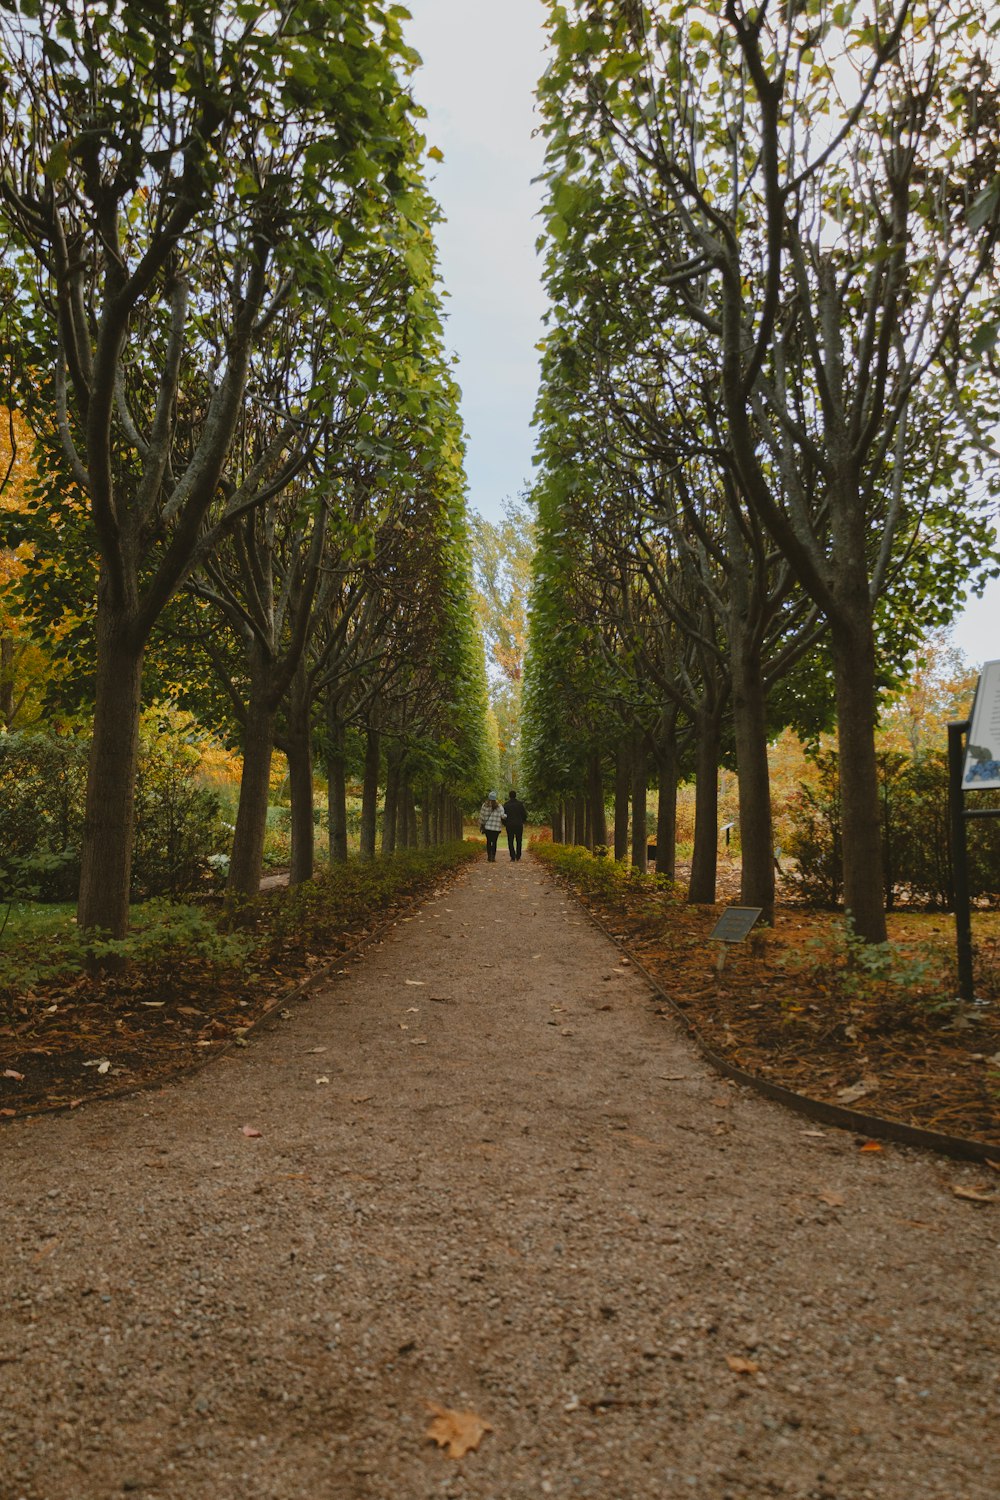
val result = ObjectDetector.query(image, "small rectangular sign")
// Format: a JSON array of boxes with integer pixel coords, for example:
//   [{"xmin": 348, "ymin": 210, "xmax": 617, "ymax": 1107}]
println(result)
[
  {"xmin": 963, "ymin": 660, "xmax": 1000, "ymax": 791},
  {"xmin": 709, "ymin": 906, "xmax": 763, "ymax": 944}
]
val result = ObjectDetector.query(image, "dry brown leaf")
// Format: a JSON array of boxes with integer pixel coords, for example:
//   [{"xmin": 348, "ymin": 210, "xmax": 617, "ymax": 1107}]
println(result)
[
  {"xmin": 725, "ymin": 1355, "xmax": 760, "ymax": 1375},
  {"xmin": 425, "ymin": 1402, "xmax": 493, "ymax": 1459},
  {"xmin": 3, "ymin": 1068, "xmax": 25, "ymax": 1081},
  {"xmin": 241, "ymin": 1124, "xmax": 263, "ymax": 1138},
  {"xmin": 859, "ymin": 1141, "xmax": 883, "ymax": 1153},
  {"xmin": 951, "ymin": 1184, "xmax": 996, "ymax": 1203},
  {"xmin": 818, "ymin": 1190, "xmax": 846, "ymax": 1208},
  {"xmin": 0, "ymin": 1108, "xmax": 15, "ymax": 1118}
]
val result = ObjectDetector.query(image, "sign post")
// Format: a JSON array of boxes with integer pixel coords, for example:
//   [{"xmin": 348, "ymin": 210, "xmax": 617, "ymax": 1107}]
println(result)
[
  {"xmin": 709, "ymin": 906, "xmax": 763, "ymax": 971},
  {"xmin": 949, "ymin": 658, "xmax": 1000, "ymax": 1002}
]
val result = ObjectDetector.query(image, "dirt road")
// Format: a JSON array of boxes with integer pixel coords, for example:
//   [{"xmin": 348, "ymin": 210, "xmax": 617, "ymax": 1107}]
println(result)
[{"xmin": 1, "ymin": 854, "xmax": 997, "ymax": 1499}]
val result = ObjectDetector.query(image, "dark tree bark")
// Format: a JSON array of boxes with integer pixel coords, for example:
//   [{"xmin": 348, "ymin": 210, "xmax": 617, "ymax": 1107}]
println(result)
[
  {"xmin": 381, "ymin": 745, "xmax": 402, "ymax": 856},
  {"xmin": 630, "ymin": 729, "xmax": 647, "ymax": 871},
  {"xmin": 653, "ymin": 711, "xmax": 678, "ymax": 882},
  {"xmin": 551, "ymin": 804, "xmax": 565, "ymax": 843},
  {"xmin": 359, "ymin": 726, "xmax": 380, "ymax": 859},
  {"xmin": 588, "ymin": 750, "xmax": 608, "ymax": 848},
  {"xmin": 614, "ymin": 738, "xmax": 630, "ymax": 861},
  {"xmin": 227, "ymin": 694, "xmax": 275, "ymax": 900},
  {"xmin": 832, "ymin": 614, "xmax": 885, "ymax": 939},
  {"xmin": 0, "ymin": 634, "xmax": 14, "ymax": 727},
  {"xmin": 575, "ymin": 793, "xmax": 587, "ymax": 849},
  {"xmin": 325, "ymin": 696, "xmax": 349, "ymax": 865},
  {"xmin": 687, "ymin": 710, "xmax": 722, "ymax": 904},
  {"xmin": 731, "ymin": 630, "xmax": 774, "ymax": 921},
  {"xmin": 77, "ymin": 595, "xmax": 144, "ymax": 933}
]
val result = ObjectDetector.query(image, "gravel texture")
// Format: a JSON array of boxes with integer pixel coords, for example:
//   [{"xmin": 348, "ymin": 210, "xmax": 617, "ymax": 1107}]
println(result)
[{"xmin": 1, "ymin": 853, "xmax": 998, "ymax": 1500}]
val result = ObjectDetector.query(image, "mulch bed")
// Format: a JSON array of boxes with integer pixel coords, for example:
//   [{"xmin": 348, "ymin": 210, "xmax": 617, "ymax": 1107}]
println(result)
[{"xmin": 555, "ymin": 856, "xmax": 1000, "ymax": 1151}]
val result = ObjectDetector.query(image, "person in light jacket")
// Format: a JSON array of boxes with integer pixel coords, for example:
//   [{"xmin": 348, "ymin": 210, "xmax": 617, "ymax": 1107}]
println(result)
[{"xmin": 478, "ymin": 791, "xmax": 506, "ymax": 862}]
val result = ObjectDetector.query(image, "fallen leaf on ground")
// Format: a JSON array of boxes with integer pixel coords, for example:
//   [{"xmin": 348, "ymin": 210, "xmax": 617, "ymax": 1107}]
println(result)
[
  {"xmin": 405, "ymin": 979, "xmax": 426, "ymax": 986},
  {"xmin": 306, "ymin": 1047, "xmax": 326, "ymax": 1055},
  {"xmin": 315, "ymin": 1076, "xmax": 330, "ymax": 1085},
  {"xmin": 425, "ymin": 1402, "xmax": 493, "ymax": 1459},
  {"xmin": 351, "ymin": 1094, "xmax": 373, "ymax": 1104},
  {"xmin": 951, "ymin": 1184, "xmax": 996, "ymax": 1203},
  {"xmin": 837, "ymin": 1078, "xmax": 877, "ymax": 1104},
  {"xmin": 241, "ymin": 1125, "xmax": 263, "ymax": 1138},
  {"xmin": 818, "ymin": 1190, "xmax": 846, "ymax": 1207},
  {"xmin": 3, "ymin": 1069, "xmax": 24, "ymax": 1081},
  {"xmin": 859, "ymin": 1141, "xmax": 884, "ymax": 1153},
  {"xmin": 725, "ymin": 1355, "xmax": 760, "ymax": 1375},
  {"xmin": 0, "ymin": 1108, "xmax": 15, "ymax": 1117}
]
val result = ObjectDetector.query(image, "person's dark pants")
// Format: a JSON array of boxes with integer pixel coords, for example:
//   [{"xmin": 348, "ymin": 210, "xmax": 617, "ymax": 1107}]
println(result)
[
  {"xmin": 506, "ymin": 826, "xmax": 523, "ymax": 861},
  {"xmin": 485, "ymin": 829, "xmax": 500, "ymax": 861}
]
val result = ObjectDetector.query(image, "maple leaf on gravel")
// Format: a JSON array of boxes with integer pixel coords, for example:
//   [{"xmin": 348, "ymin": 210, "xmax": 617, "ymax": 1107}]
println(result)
[{"xmin": 424, "ymin": 1401, "xmax": 493, "ymax": 1458}]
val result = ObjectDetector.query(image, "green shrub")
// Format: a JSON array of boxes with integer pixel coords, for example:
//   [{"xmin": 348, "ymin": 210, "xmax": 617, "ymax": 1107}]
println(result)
[
  {"xmin": 0, "ymin": 732, "xmax": 89, "ymax": 898},
  {"xmin": 783, "ymin": 748, "xmax": 1000, "ymax": 910},
  {"xmin": 0, "ymin": 720, "xmax": 227, "ymax": 901}
]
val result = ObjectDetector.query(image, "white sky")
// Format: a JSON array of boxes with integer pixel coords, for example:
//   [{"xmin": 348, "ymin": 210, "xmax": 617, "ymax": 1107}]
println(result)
[
  {"xmin": 403, "ymin": 0, "xmax": 548, "ymax": 523},
  {"xmin": 403, "ymin": 0, "xmax": 999, "ymax": 668}
]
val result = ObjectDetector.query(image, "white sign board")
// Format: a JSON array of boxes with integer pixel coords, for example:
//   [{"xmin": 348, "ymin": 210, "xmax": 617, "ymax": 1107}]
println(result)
[{"xmin": 963, "ymin": 659, "xmax": 1000, "ymax": 791}]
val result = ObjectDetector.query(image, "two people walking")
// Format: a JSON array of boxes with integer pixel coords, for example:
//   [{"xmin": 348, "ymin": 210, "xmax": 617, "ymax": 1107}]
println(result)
[{"xmin": 478, "ymin": 790, "xmax": 528, "ymax": 863}]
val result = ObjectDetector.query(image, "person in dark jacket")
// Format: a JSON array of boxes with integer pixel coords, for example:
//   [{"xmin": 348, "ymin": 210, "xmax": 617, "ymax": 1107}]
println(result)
[{"xmin": 503, "ymin": 789, "xmax": 528, "ymax": 861}]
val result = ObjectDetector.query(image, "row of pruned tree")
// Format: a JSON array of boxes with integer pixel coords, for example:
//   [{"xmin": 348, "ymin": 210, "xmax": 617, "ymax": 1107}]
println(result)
[
  {"xmin": 0, "ymin": 0, "xmax": 492, "ymax": 938},
  {"xmin": 523, "ymin": 0, "xmax": 1000, "ymax": 939}
]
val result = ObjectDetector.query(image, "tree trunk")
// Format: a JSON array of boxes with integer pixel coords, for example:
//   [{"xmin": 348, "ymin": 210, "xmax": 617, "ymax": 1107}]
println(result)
[
  {"xmin": 227, "ymin": 695, "xmax": 276, "ymax": 899},
  {"xmin": 325, "ymin": 697, "xmax": 349, "ymax": 865},
  {"xmin": 832, "ymin": 616, "xmax": 888, "ymax": 942},
  {"xmin": 588, "ymin": 750, "xmax": 608, "ymax": 848},
  {"xmin": 688, "ymin": 711, "xmax": 721, "ymax": 904},
  {"xmin": 0, "ymin": 634, "xmax": 14, "ymax": 728},
  {"xmin": 403, "ymin": 782, "xmax": 418, "ymax": 848},
  {"xmin": 421, "ymin": 795, "xmax": 431, "ymax": 847},
  {"xmin": 381, "ymin": 746, "xmax": 402, "ymax": 856},
  {"xmin": 564, "ymin": 798, "xmax": 575, "ymax": 846},
  {"xmin": 551, "ymin": 804, "xmax": 564, "ymax": 843},
  {"xmin": 654, "ymin": 716, "xmax": 678, "ymax": 882},
  {"xmin": 282, "ymin": 664, "xmax": 315, "ymax": 887},
  {"xmin": 77, "ymin": 604, "xmax": 145, "ymax": 938},
  {"xmin": 631, "ymin": 730, "xmax": 647, "ymax": 871},
  {"xmin": 731, "ymin": 636, "xmax": 775, "ymax": 922},
  {"xmin": 575, "ymin": 793, "xmax": 587, "ymax": 849},
  {"xmin": 614, "ymin": 739, "xmax": 630, "ymax": 861},
  {"xmin": 359, "ymin": 726, "xmax": 380, "ymax": 859}
]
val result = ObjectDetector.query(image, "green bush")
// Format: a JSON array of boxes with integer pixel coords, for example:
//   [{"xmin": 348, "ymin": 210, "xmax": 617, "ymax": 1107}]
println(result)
[
  {"xmin": 0, "ymin": 733, "xmax": 88, "ymax": 899},
  {"xmin": 0, "ymin": 721, "xmax": 227, "ymax": 901},
  {"xmin": 784, "ymin": 748, "xmax": 1000, "ymax": 910}
]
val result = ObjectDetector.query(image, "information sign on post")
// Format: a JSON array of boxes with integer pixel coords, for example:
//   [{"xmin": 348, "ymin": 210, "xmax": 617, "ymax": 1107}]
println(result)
[
  {"xmin": 709, "ymin": 906, "xmax": 763, "ymax": 944},
  {"xmin": 962, "ymin": 659, "xmax": 1000, "ymax": 790}
]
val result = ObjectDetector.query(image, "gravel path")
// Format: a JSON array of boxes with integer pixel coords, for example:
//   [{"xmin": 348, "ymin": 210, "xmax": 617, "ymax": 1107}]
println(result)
[{"xmin": 2, "ymin": 854, "xmax": 998, "ymax": 1500}]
